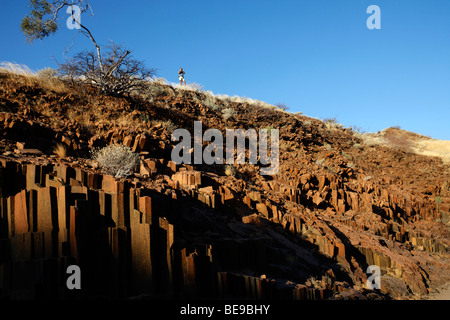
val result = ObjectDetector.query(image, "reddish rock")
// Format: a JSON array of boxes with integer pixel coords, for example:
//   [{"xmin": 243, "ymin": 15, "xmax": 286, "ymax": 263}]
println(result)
[
  {"xmin": 318, "ymin": 175, "xmax": 326, "ymax": 192},
  {"xmin": 123, "ymin": 135, "xmax": 134, "ymax": 148},
  {"xmin": 171, "ymin": 171, "xmax": 201, "ymax": 189},
  {"xmin": 256, "ymin": 203, "xmax": 269, "ymax": 218},
  {"xmin": 13, "ymin": 190, "xmax": 28, "ymax": 235},
  {"xmin": 14, "ymin": 149, "xmax": 43, "ymax": 156},
  {"xmin": 312, "ymin": 192, "xmax": 324, "ymax": 206},
  {"xmin": 198, "ymin": 186, "xmax": 214, "ymax": 195}
]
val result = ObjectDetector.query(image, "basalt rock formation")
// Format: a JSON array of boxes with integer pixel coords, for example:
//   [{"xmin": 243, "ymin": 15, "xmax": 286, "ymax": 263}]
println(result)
[{"xmin": 0, "ymin": 72, "xmax": 449, "ymax": 300}]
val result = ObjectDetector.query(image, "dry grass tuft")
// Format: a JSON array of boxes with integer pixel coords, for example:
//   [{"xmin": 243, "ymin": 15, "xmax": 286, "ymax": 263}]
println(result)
[
  {"xmin": 53, "ymin": 143, "xmax": 67, "ymax": 159},
  {"xmin": 0, "ymin": 61, "xmax": 67, "ymax": 93}
]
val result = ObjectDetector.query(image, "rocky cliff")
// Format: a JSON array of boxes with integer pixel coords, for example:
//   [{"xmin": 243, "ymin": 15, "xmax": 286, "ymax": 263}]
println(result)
[{"xmin": 0, "ymin": 71, "xmax": 449, "ymax": 300}]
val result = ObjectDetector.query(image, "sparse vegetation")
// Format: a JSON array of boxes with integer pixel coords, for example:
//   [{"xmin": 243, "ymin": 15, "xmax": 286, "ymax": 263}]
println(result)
[
  {"xmin": 157, "ymin": 120, "xmax": 177, "ymax": 133},
  {"xmin": 140, "ymin": 114, "xmax": 151, "ymax": 123},
  {"xmin": 435, "ymin": 196, "xmax": 443, "ymax": 204},
  {"xmin": 224, "ymin": 164, "xmax": 237, "ymax": 177},
  {"xmin": 346, "ymin": 162, "xmax": 356, "ymax": 168},
  {"xmin": 323, "ymin": 117, "xmax": 344, "ymax": 130},
  {"xmin": 222, "ymin": 108, "xmax": 237, "ymax": 121},
  {"xmin": 0, "ymin": 61, "xmax": 67, "ymax": 93},
  {"xmin": 316, "ymin": 158, "xmax": 325, "ymax": 167},
  {"xmin": 37, "ymin": 67, "xmax": 57, "ymax": 79},
  {"xmin": 275, "ymin": 103, "xmax": 289, "ymax": 112},
  {"xmin": 0, "ymin": 62, "xmax": 34, "ymax": 77},
  {"xmin": 341, "ymin": 151, "xmax": 352, "ymax": 160},
  {"xmin": 323, "ymin": 117, "xmax": 337, "ymax": 124},
  {"xmin": 350, "ymin": 125, "xmax": 367, "ymax": 134},
  {"xmin": 171, "ymin": 82, "xmax": 204, "ymax": 92},
  {"xmin": 144, "ymin": 82, "xmax": 174, "ymax": 100},
  {"xmin": 263, "ymin": 126, "xmax": 274, "ymax": 134},
  {"xmin": 203, "ymin": 94, "xmax": 221, "ymax": 111},
  {"xmin": 323, "ymin": 143, "xmax": 332, "ymax": 151},
  {"xmin": 413, "ymin": 139, "xmax": 450, "ymax": 164},
  {"xmin": 384, "ymin": 133, "xmax": 413, "ymax": 153}
]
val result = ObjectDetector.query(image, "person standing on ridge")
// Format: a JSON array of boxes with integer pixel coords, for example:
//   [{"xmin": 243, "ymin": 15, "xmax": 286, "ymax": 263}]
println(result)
[{"xmin": 178, "ymin": 68, "xmax": 186, "ymax": 86}]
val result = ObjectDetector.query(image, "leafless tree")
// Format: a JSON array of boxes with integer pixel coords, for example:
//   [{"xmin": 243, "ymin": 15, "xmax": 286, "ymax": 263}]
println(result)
[
  {"xmin": 59, "ymin": 42, "xmax": 156, "ymax": 96},
  {"xmin": 21, "ymin": 1, "xmax": 155, "ymax": 96}
]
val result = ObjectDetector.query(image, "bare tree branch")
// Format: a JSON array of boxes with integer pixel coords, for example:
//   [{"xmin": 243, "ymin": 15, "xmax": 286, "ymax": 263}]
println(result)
[{"xmin": 58, "ymin": 42, "xmax": 156, "ymax": 96}]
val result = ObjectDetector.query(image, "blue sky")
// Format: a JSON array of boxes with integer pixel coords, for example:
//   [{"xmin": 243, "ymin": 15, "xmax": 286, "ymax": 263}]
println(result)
[{"xmin": 1, "ymin": 0, "xmax": 449, "ymax": 139}]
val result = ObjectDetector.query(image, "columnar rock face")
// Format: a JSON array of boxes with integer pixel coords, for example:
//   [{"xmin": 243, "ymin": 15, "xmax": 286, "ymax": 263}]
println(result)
[
  {"xmin": 0, "ymin": 158, "xmax": 448, "ymax": 300},
  {"xmin": 1, "ymin": 160, "xmax": 340, "ymax": 299},
  {"xmin": 0, "ymin": 161, "xmax": 181, "ymax": 298}
]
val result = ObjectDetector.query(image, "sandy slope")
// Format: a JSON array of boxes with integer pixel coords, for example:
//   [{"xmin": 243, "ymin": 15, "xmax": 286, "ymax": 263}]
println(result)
[
  {"xmin": 427, "ymin": 283, "xmax": 450, "ymax": 300},
  {"xmin": 414, "ymin": 139, "xmax": 450, "ymax": 165}
]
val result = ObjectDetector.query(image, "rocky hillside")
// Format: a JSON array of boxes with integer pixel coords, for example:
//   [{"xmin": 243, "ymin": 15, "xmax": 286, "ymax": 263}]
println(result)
[{"xmin": 0, "ymin": 70, "xmax": 449, "ymax": 300}]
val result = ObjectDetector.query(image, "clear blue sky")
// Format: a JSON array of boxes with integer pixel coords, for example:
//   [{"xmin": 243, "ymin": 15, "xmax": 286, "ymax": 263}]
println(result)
[{"xmin": 1, "ymin": 0, "xmax": 449, "ymax": 140}]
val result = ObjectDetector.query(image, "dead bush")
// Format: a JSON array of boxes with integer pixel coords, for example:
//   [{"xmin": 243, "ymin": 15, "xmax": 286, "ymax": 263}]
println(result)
[{"xmin": 91, "ymin": 144, "xmax": 139, "ymax": 178}]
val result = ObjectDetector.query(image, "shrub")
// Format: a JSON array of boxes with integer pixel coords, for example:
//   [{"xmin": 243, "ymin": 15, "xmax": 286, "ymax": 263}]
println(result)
[
  {"xmin": 346, "ymin": 162, "xmax": 356, "ymax": 168},
  {"xmin": 276, "ymin": 103, "xmax": 289, "ymax": 111},
  {"xmin": 203, "ymin": 94, "xmax": 221, "ymax": 111},
  {"xmin": 37, "ymin": 67, "xmax": 57, "ymax": 79},
  {"xmin": 91, "ymin": 144, "xmax": 139, "ymax": 178},
  {"xmin": 323, "ymin": 117, "xmax": 337, "ymax": 124},
  {"xmin": 224, "ymin": 164, "xmax": 237, "ymax": 177},
  {"xmin": 350, "ymin": 125, "xmax": 367, "ymax": 134},
  {"xmin": 158, "ymin": 120, "xmax": 177, "ymax": 133},
  {"xmin": 222, "ymin": 108, "xmax": 237, "ymax": 120}
]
